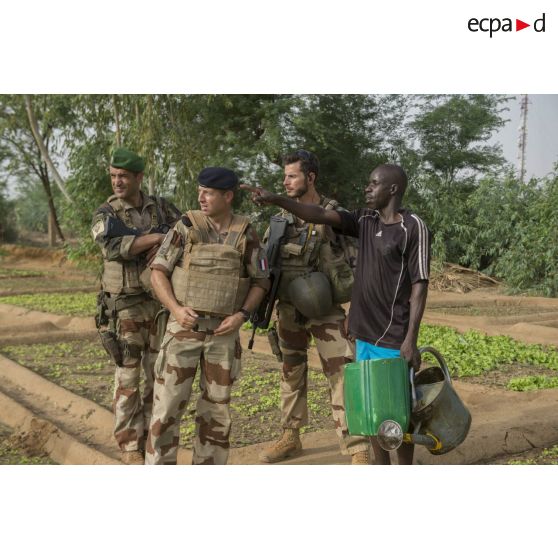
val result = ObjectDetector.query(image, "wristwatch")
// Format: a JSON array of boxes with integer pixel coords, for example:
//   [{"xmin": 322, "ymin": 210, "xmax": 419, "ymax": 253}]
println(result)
[{"xmin": 239, "ymin": 308, "xmax": 251, "ymax": 322}]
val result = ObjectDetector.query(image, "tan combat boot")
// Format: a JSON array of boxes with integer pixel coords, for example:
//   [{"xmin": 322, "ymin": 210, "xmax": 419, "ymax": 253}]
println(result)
[
  {"xmin": 259, "ymin": 428, "xmax": 302, "ymax": 463},
  {"xmin": 121, "ymin": 450, "xmax": 144, "ymax": 465},
  {"xmin": 351, "ymin": 449, "xmax": 369, "ymax": 465}
]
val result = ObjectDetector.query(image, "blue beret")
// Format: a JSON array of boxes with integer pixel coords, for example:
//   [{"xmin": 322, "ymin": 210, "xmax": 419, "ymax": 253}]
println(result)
[{"xmin": 198, "ymin": 167, "xmax": 239, "ymax": 190}]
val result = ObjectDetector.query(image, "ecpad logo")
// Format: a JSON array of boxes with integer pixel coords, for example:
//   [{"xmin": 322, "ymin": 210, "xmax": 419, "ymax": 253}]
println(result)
[{"xmin": 468, "ymin": 13, "xmax": 546, "ymax": 37}]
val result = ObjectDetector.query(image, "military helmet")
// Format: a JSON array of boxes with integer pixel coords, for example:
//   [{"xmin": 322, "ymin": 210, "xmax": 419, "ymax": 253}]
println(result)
[{"xmin": 288, "ymin": 272, "xmax": 333, "ymax": 319}]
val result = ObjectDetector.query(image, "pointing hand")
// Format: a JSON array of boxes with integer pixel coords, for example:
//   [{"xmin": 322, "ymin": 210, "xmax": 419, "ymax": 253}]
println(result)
[{"xmin": 240, "ymin": 183, "xmax": 277, "ymax": 206}]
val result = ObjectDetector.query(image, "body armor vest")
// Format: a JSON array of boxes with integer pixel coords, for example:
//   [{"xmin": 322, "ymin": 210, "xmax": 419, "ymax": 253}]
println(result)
[
  {"xmin": 170, "ymin": 210, "xmax": 251, "ymax": 317},
  {"xmin": 102, "ymin": 194, "xmax": 162, "ymax": 295},
  {"xmin": 276, "ymin": 197, "xmax": 336, "ymax": 303}
]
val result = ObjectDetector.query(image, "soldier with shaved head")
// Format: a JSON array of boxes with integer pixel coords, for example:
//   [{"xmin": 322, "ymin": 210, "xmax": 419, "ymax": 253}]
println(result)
[{"xmin": 145, "ymin": 167, "xmax": 269, "ymax": 465}]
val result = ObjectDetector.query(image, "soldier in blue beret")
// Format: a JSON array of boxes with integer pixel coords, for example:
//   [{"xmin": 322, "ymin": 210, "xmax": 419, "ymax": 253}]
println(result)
[{"xmin": 145, "ymin": 167, "xmax": 270, "ymax": 465}]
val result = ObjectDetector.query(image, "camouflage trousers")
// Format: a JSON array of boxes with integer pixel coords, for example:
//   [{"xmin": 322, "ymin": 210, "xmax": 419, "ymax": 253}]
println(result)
[
  {"xmin": 276, "ymin": 301, "xmax": 368, "ymax": 455},
  {"xmin": 145, "ymin": 316, "xmax": 241, "ymax": 465},
  {"xmin": 113, "ymin": 298, "xmax": 162, "ymax": 452}
]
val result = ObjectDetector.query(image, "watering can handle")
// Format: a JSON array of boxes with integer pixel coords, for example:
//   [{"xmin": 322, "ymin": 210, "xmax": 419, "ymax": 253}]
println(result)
[
  {"xmin": 417, "ymin": 346, "xmax": 452, "ymax": 384},
  {"xmin": 409, "ymin": 366, "xmax": 418, "ymax": 408}
]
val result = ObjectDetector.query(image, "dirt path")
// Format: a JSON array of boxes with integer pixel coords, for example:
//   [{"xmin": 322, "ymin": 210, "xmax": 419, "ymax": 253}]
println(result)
[{"xmin": 424, "ymin": 290, "xmax": 558, "ymax": 347}]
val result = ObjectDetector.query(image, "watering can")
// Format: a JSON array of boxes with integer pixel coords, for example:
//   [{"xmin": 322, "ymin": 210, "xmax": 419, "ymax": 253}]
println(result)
[
  {"xmin": 409, "ymin": 346, "xmax": 472, "ymax": 455},
  {"xmin": 343, "ymin": 347, "xmax": 471, "ymax": 454}
]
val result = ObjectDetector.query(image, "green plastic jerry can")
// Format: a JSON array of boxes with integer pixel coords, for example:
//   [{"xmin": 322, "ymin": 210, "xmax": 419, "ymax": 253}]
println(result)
[{"xmin": 344, "ymin": 358, "xmax": 411, "ymax": 437}]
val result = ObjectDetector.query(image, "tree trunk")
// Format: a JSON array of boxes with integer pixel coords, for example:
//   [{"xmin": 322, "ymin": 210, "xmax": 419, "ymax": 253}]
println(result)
[
  {"xmin": 24, "ymin": 95, "xmax": 72, "ymax": 203},
  {"xmin": 148, "ymin": 174, "xmax": 156, "ymax": 196},
  {"xmin": 40, "ymin": 166, "xmax": 66, "ymax": 243},
  {"xmin": 48, "ymin": 211, "xmax": 56, "ymax": 247},
  {"xmin": 112, "ymin": 95, "xmax": 122, "ymax": 146}
]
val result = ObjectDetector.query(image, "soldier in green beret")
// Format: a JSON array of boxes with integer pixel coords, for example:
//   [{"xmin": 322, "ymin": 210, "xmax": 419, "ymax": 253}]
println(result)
[{"xmin": 91, "ymin": 147, "xmax": 182, "ymax": 465}]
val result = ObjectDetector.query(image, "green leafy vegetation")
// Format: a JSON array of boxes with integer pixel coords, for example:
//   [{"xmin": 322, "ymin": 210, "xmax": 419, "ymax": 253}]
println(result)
[
  {"xmin": 0, "ymin": 292, "xmax": 96, "ymax": 316},
  {"xmin": 508, "ymin": 444, "xmax": 558, "ymax": 465},
  {"xmin": 507, "ymin": 376, "xmax": 558, "ymax": 392},
  {"xmin": 418, "ymin": 324, "xmax": 558, "ymax": 378}
]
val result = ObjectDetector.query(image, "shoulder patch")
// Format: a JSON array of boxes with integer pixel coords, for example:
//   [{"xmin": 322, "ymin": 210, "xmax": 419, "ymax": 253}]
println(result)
[
  {"xmin": 91, "ymin": 219, "xmax": 106, "ymax": 240},
  {"xmin": 181, "ymin": 215, "xmax": 193, "ymax": 227}
]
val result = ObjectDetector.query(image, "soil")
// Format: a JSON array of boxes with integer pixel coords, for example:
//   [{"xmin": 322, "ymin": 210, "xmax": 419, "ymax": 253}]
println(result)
[
  {"xmin": 0, "ymin": 243, "xmax": 99, "ymax": 295},
  {"xmin": 0, "ymin": 339, "xmax": 335, "ymax": 450},
  {"xmin": 0, "ymin": 422, "xmax": 56, "ymax": 465},
  {"xmin": 2, "ymin": 247, "xmax": 558, "ymax": 464}
]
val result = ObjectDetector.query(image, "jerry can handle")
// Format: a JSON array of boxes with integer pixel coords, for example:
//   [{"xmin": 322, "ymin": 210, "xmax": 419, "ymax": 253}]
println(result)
[{"xmin": 418, "ymin": 346, "xmax": 452, "ymax": 384}]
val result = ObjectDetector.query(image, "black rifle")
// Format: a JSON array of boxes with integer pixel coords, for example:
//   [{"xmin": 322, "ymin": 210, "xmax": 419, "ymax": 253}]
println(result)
[
  {"xmin": 248, "ymin": 215, "xmax": 289, "ymax": 353},
  {"xmin": 103, "ymin": 216, "xmax": 171, "ymax": 238}
]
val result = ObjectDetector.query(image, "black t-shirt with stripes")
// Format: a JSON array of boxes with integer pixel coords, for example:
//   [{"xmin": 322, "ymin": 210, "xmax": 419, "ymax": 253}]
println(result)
[{"xmin": 336, "ymin": 208, "xmax": 431, "ymax": 349}]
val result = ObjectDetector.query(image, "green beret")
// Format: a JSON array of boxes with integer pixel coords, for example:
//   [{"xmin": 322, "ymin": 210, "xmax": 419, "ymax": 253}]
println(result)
[{"xmin": 110, "ymin": 147, "xmax": 145, "ymax": 172}]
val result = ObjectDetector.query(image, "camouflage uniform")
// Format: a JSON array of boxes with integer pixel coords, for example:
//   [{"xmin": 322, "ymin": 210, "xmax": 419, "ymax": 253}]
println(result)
[
  {"xmin": 92, "ymin": 192, "xmax": 181, "ymax": 452},
  {"xmin": 273, "ymin": 196, "xmax": 368, "ymax": 455},
  {"xmin": 145, "ymin": 213, "xmax": 269, "ymax": 465}
]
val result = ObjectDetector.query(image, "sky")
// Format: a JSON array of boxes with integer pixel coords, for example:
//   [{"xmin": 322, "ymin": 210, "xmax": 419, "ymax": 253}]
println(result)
[{"xmin": 493, "ymin": 94, "xmax": 558, "ymax": 179}]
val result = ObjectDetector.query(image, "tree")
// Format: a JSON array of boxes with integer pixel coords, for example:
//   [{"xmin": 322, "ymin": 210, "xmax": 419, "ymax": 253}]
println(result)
[
  {"xmin": 492, "ymin": 167, "xmax": 558, "ymax": 296},
  {"xmin": 0, "ymin": 95, "xmax": 76, "ymax": 244},
  {"xmin": 0, "ymin": 180, "xmax": 17, "ymax": 242},
  {"xmin": 410, "ymin": 95, "xmax": 508, "ymax": 186},
  {"xmin": 407, "ymin": 94, "xmax": 510, "ymax": 263}
]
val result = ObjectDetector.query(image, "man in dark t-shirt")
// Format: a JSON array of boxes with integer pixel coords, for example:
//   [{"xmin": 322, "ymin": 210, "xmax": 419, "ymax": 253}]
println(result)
[
  {"xmin": 336, "ymin": 206, "xmax": 430, "ymax": 353},
  {"xmin": 241, "ymin": 163, "xmax": 431, "ymax": 465}
]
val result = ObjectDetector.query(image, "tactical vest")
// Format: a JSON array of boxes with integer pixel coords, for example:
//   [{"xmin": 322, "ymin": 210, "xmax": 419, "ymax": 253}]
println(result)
[
  {"xmin": 101, "ymin": 194, "xmax": 163, "ymax": 295},
  {"xmin": 276, "ymin": 197, "xmax": 334, "ymax": 303},
  {"xmin": 276, "ymin": 197, "xmax": 355, "ymax": 304},
  {"xmin": 170, "ymin": 210, "xmax": 251, "ymax": 317}
]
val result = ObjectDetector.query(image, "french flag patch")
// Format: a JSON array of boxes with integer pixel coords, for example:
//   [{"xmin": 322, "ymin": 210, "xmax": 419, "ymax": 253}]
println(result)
[{"xmin": 259, "ymin": 258, "xmax": 268, "ymax": 271}]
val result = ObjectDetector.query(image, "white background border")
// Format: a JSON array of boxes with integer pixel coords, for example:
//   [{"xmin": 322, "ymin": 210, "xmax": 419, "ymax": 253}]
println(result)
[{"xmin": 1, "ymin": 1, "xmax": 556, "ymax": 556}]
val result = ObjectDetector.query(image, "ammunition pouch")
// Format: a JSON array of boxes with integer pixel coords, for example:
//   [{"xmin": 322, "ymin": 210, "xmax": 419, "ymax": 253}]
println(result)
[{"xmin": 318, "ymin": 242, "xmax": 354, "ymax": 304}]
